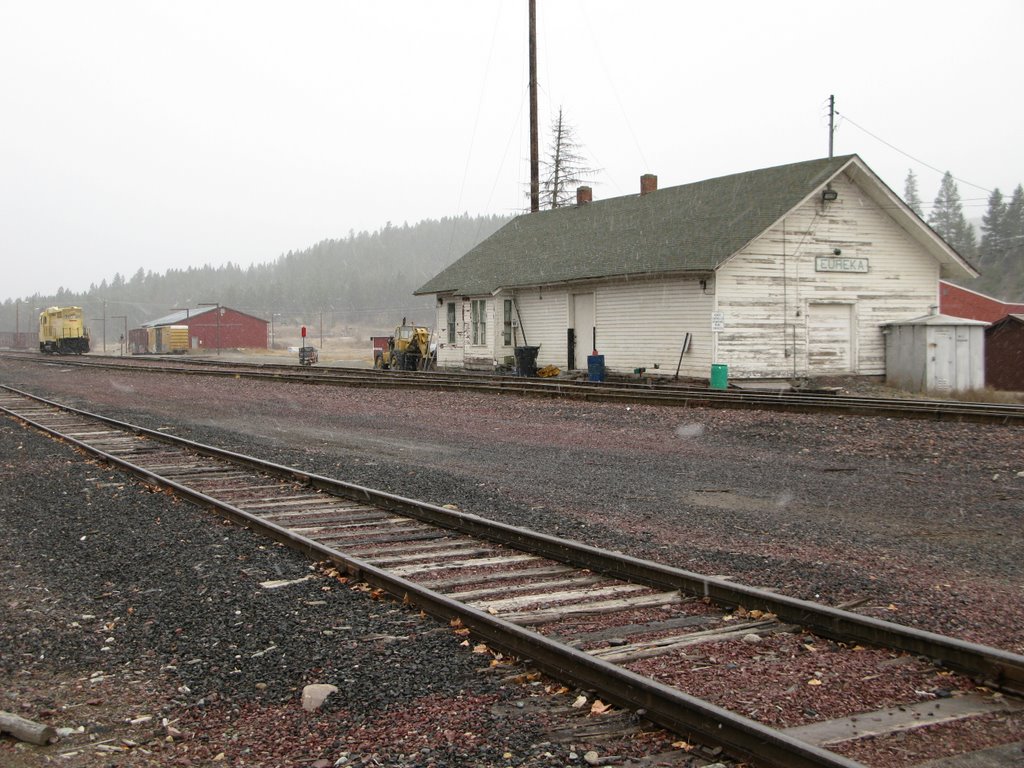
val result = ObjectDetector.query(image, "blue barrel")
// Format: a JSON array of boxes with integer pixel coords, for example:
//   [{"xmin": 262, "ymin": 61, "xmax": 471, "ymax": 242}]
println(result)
[
  {"xmin": 710, "ymin": 363, "xmax": 728, "ymax": 390},
  {"xmin": 587, "ymin": 354, "xmax": 605, "ymax": 382}
]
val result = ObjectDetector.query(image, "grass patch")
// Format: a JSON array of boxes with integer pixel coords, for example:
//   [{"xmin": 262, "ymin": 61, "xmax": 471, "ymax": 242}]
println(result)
[{"xmin": 943, "ymin": 387, "xmax": 1024, "ymax": 404}]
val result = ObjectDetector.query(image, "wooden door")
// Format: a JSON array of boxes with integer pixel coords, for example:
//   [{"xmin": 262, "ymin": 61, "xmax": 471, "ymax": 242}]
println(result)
[
  {"xmin": 570, "ymin": 293, "xmax": 595, "ymax": 369},
  {"xmin": 807, "ymin": 303, "xmax": 853, "ymax": 373}
]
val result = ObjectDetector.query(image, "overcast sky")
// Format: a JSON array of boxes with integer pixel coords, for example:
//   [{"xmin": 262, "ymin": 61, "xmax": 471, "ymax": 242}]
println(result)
[{"xmin": 2, "ymin": 1, "xmax": 1021, "ymax": 301}]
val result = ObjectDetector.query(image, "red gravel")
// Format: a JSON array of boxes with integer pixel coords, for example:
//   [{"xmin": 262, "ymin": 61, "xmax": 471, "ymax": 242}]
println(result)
[
  {"xmin": 3, "ymin": 356, "xmax": 1023, "ymax": 767},
  {"xmin": 832, "ymin": 711, "xmax": 1024, "ymax": 765},
  {"xmin": 629, "ymin": 634, "xmax": 977, "ymax": 728}
]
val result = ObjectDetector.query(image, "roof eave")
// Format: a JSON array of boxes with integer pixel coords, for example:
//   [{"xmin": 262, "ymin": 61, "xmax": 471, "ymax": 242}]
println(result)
[
  {"xmin": 843, "ymin": 158, "xmax": 979, "ymax": 280},
  {"xmin": 425, "ymin": 268, "xmax": 718, "ymax": 298}
]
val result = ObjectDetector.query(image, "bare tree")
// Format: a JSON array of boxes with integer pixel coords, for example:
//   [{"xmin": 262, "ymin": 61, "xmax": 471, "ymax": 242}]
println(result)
[{"xmin": 539, "ymin": 107, "xmax": 599, "ymax": 209}]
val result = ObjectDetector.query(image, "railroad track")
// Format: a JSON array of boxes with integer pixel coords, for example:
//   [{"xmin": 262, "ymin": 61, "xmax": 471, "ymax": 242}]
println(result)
[
  {"xmin": 3, "ymin": 349, "xmax": 1023, "ymax": 424},
  {"xmin": 2, "ymin": 384, "xmax": 1023, "ymax": 768}
]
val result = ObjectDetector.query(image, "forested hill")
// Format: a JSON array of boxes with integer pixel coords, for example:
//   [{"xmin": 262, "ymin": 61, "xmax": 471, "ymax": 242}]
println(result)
[
  {"xmin": 1, "ymin": 213, "xmax": 510, "ymax": 334},
  {"xmin": 3, "ymin": 205, "xmax": 1021, "ymax": 339}
]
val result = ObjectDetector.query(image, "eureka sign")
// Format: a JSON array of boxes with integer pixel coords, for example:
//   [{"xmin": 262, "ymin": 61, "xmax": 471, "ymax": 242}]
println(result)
[{"xmin": 815, "ymin": 255, "xmax": 868, "ymax": 273}]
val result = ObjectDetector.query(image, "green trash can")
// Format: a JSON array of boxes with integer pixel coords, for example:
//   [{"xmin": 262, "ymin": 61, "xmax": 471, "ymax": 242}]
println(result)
[{"xmin": 710, "ymin": 363, "xmax": 728, "ymax": 390}]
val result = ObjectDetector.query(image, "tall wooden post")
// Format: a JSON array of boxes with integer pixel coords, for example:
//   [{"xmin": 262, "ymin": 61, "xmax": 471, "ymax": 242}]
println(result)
[{"xmin": 529, "ymin": 0, "xmax": 539, "ymax": 213}]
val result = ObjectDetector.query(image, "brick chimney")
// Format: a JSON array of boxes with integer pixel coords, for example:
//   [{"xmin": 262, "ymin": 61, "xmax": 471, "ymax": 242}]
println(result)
[
  {"xmin": 640, "ymin": 174, "xmax": 658, "ymax": 195},
  {"xmin": 576, "ymin": 186, "xmax": 593, "ymax": 205}
]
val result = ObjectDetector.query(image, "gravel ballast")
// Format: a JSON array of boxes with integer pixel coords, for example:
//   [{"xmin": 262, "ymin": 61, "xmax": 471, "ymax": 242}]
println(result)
[
  {"xmin": 2, "ymin": 357, "xmax": 1022, "ymax": 766},
  {"xmin": 1, "ymin": 417, "xmax": 694, "ymax": 767}
]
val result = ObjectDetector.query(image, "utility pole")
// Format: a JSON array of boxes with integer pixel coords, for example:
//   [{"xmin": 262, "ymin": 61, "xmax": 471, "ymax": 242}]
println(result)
[
  {"xmin": 103, "ymin": 300, "xmax": 107, "ymax": 354},
  {"xmin": 828, "ymin": 94, "xmax": 835, "ymax": 158},
  {"xmin": 529, "ymin": 0, "xmax": 539, "ymax": 213}
]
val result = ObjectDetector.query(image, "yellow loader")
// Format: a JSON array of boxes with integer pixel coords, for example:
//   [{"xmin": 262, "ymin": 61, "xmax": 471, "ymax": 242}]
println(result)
[{"xmin": 373, "ymin": 321, "xmax": 434, "ymax": 371}]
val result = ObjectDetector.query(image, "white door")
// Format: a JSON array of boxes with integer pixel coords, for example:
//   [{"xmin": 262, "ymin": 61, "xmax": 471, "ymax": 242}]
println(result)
[
  {"xmin": 807, "ymin": 303, "xmax": 853, "ymax": 373},
  {"xmin": 930, "ymin": 327, "xmax": 955, "ymax": 392},
  {"xmin": 570, "ymin": 293, "xmax": 595, "ymax": 369}
]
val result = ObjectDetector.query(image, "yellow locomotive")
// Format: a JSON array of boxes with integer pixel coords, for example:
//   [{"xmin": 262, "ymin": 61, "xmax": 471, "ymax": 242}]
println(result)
[{"xmin": 39, "ymin": 306, "xmax": 90, "ymax": 354}]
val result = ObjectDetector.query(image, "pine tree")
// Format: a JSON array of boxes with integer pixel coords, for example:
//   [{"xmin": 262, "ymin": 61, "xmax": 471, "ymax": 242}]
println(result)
[
  {"xmin": 928, "ymin": 171, "xmax": 976, "ymax": 258},
  {"xmin": 539, "ymin": 107, "xmax": 598, "ymax": 209},
  {"xmin": 999, "ymin": 184, "xmax": 1024, "ymax": 276},
  {"xmin": 903, "ymin": 169, "xmax": 924, "ymax": 217},
  {"xmin": 979, "ymin": 188, "xmax": 1005, "ymax": 268}
]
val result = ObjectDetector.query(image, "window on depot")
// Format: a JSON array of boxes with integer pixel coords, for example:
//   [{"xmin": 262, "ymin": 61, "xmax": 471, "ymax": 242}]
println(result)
[
  {"xmin": 471, "ymin": 299, "xmax": 487, "ymax": 345},
  {"xmin": 503, "ymin": 299, "xmax": 513, "ymax": 346}
]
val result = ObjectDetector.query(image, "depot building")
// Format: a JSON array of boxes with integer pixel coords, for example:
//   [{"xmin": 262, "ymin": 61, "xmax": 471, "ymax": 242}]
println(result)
[{"xmin": 415, "ymin": 154, "xmax": 977, "ymax": 382}]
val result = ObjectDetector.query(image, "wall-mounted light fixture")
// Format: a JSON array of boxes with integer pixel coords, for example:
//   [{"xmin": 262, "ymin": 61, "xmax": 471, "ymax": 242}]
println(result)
[
  {"xmin": 822, "ymin": 188, "xmax": 838, "ymax": 202},
  {"xmin": 833, "ymin": 248, "xmax": 842, "ymax": 256}
]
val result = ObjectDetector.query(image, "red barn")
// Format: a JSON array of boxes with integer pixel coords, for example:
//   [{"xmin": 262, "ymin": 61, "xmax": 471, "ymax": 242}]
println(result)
[
  {"xmin": 986, "ymin": 314, "xmax": 1024, "ymax": 391},
  {"xmin": 939, "ymin": 280, "xmax": 1024, "ymax": 323},
  {"xmin": 141, "ymin": 306, "xmax": 268, "ymax": 352}
]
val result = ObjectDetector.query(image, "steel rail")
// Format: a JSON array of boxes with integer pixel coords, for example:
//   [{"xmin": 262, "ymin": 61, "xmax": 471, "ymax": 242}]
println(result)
[
  {"xmin": 3, "ymin": 383, "xmax": 1024, "ymax": 697},
  {"xmin": 6, "ymin": 347, "xmax": 1021, "ymax": 423},
  {"xmin": 0, "ymin": 384, "xmax": 864, "ymax": 768},
  {"xmin": 3, "ymin": 351, "xmax": 1023, "ymax": 424},
  {"xmin": 173, "ymin": 356, "xmax": 1024, "ymax": 417},
  {"xmin": 8, "ymin": 384, "xmax": 1024, "ymax": 761}
]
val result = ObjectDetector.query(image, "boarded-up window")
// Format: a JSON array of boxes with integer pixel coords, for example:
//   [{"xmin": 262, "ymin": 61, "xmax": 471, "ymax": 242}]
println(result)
[{"xmin": 447, "ymin": 302, "xmax": 456, "ymax": 344}]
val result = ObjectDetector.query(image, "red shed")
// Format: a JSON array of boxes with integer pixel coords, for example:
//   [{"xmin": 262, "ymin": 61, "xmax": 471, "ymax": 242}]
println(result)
[
  {"xmin": 939, "ymin": 280, "xmax": 1024, "ymax": 323},
  {"xmin": 142, "ymin": 306, "xmax": 268, "ymax": 351},
  {"xmin": 986, "ymin": 314, "xmax": 1024, "ymax": 391}
]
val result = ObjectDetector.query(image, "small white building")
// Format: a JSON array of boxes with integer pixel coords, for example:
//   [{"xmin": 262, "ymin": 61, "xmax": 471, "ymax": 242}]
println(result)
[
  {"xmin": 415, "ymin": 155, "xmax": 978, "ymax": 381},
  {"xmin": 883, "ymin": 313, "xmax": 988, "ymax": 394}
]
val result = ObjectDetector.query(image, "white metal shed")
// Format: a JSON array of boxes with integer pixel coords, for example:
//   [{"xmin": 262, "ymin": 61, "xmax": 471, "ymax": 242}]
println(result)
[{"xmin": 883, "ymin": 313, "xmax": 988, "ymax": 394}]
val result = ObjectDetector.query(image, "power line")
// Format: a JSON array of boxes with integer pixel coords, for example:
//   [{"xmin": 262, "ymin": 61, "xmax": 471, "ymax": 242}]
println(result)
[
  {"xmin": 451, "ymin": 0, "xmax": 505, "ymax": 254},
  {"xmin": 835, "ymin": 111, "xmax": 993, "ymax": 195},
  {"xmin": 579, "ymin": 3, "xmax": 648, "ymax": 179}
]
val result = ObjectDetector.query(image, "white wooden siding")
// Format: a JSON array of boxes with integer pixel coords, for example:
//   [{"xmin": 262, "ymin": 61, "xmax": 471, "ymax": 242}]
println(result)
[
  {"xmin": 513, "ymin": 291, "xmax": 569, "ymax": 368},
  {"xmin": 433, "ymin": 297, "xmax": 464, "ymax": 368},
  {"xmin": 715, "ymin": 172, "xmax": 940, "ymax": 378},
  {"xmin": 593, "ymin": 279, "xmax": 713, "ymax": 376},
  {"xmin": 806, "ymin": 303, "xmax": 853, "ymax": 372},
  {"xmin": 434, "ymin": 296, "xmax": 495, "ymax": 368},
  {"xmin": 437, "ymin": 293, "xmax": 548, "ymax": 370},
  {"xmin": 513, "ymin": 279, "xmax": 713, "ymax": 376}
]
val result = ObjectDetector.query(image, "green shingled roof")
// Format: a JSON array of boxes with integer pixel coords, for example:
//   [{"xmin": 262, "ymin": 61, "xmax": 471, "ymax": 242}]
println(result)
[{"xmin": 415, "ymin": 155, "xmax": 857, "ymax": 296}]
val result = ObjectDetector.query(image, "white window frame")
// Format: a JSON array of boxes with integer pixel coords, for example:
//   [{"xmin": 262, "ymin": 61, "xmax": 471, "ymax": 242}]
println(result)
[
  {"xmin": 471, "ymin": 299, "xmax": 487, "ymax": 346},
  {"xmin": 502, "ymin": 299, "xmax": 513, "ymax": 346},
  {"xmin": 446, "ymin": 302, "xmax": 456, "ymax": 344}
]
